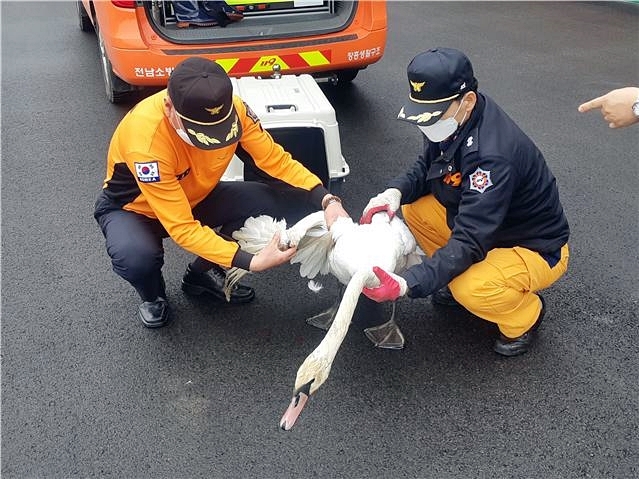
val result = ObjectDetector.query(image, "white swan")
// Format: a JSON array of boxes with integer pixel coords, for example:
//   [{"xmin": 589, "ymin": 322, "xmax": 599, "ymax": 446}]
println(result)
[{"xmin": 227, "ymin": 211, "xmax": 423, "ymax": 430}]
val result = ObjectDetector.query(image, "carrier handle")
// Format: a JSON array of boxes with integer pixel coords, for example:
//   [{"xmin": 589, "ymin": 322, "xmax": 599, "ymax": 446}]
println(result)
[{"xmin": 267, "ymin": 104, "xmax": 298, "ymax": 113}]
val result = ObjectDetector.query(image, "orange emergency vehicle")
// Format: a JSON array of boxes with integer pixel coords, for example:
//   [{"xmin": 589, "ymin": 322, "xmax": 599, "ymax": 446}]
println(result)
[{"xmin": 77, "ymin": 0, "xmax": 387, "ymax": 103}]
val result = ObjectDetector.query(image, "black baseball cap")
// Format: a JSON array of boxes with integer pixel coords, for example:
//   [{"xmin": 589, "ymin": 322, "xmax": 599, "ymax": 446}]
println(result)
[
  {"xmin": 397, "ymin": 47, "xmax": 478, "ymax": 126},
  {"xmin": 168, "ymin": 57, "xmax": 242, "ymax": 150}
]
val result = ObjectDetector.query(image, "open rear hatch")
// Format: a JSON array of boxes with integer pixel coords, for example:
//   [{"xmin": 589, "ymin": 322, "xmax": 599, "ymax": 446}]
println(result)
[{"xmin": 144, "ymin": 0, "xmax": 358, "ymax": 44}]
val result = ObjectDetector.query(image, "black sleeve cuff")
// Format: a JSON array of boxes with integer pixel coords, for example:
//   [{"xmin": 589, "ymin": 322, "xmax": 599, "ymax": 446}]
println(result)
[
  {"xmin": 231, "ymin": 248, "xmax": 253, "ymax": 271},
  {"xmin": 309, "ymin": 184, "xmax": 330, "ymax": 209},
  {"xmin": 405, "ymin": 279, "xmax": 427, "ymax": 299}
]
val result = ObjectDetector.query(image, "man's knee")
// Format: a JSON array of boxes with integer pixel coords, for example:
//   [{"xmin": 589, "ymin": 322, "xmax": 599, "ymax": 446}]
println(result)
[
  {"xmin": 110, "ymin": 243, "xmax": 163, "ymax": 283},
  {"xmin": 448, "ymin": 276, "xmax": 507, "ymax": 314}
]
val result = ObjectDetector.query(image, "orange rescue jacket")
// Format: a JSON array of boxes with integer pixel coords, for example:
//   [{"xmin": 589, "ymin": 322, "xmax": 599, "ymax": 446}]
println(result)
[{"xmin": 101, "ymin": 90, "xmax": 327, "ymax": 268}]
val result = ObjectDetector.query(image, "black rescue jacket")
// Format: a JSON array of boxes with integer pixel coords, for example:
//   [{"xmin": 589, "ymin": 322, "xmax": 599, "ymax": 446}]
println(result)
[{"xmin": 388, "ymin": 93, "xmax": 570, "ymax": 298}]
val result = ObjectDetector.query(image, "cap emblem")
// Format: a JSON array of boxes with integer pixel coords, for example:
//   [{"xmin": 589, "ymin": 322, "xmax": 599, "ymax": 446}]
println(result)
[
  {"xmin": 187, "ymin": 129, "xmax": 221, "ymax": 147},
  {"xmin": 410, "ymin": 80, "xmax": 426, "ymax": 93},
  {"xmin": 225, "ymin": 116, "xmax": 239, "ymax": 142},
  {"xmin": 205, "ymin": 105, "xmax": 224, "ymax": 116},
  {"xmin": 186, "ymin": 115, "xmax": 239, "ymax": 147},
  {"xmin": 402, "ymin": 109, "xmax": 443, "ymax": 124}
]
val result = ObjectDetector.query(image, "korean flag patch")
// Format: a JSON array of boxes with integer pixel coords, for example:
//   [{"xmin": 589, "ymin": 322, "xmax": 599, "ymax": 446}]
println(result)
[
  {"xmin": 469, "ymin": 167, "xmax": 493, "ymax": 193},
  {"xmin": 135, "ymin": 161, "xmax": 160, "ymax": 183}
]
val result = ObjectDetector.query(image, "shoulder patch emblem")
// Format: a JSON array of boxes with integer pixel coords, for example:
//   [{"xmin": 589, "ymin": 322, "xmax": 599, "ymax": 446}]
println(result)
[
  {"xmin": 135, "ymin": 161, "xmax": 160, "ymax": 183},
  {"xmin": 244, "ymin": 101, "xmax": 260, "ymax": 124},
  {"xmin": 466, "ymin": 136, "xmax": 474, "ymax": 148},
  {"xmin": 469, "ymin": 167, "xmax": 493, "ymax": 193}
]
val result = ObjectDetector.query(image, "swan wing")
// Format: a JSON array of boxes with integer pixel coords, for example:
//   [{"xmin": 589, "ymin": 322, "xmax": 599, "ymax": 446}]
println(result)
[
  {"xmin": 291, "ymin": 231, "xmax": 333, "ymax": 279},
  {"xmin": 232, "ymin": 215, "xmax": 287, "ymax": 253},
  {"xmin": 225, "ymin": 215, "xmax": 288, "ymax": 300},
  {"xmin": 226, "ymin": 212, "xmax": 333, "ymax": 297},
  {"xmin": 388, "ymin": 216, "xmax": 417, "ymax": 257},
  {"xmin": 285, "ymin": 211, "xmax": 334, "ymax": 279}
]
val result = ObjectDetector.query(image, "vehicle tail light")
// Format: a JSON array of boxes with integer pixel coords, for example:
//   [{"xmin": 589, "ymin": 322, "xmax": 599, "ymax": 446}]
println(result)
[
  {"xmin": 111, "ymin": 0, "xmax": 135, "ymax": 8},
  {"xmin": 235, "ymin": 4, "xmax": 268, "ymax": 12}
]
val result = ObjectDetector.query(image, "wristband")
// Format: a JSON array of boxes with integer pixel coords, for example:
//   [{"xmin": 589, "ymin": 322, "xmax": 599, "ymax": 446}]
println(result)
[
  {"xmin": 632, "ymin": 94, "xmax": 639, "ymax": 118},
  {"xmin": 322, "ymin": 195, "xmax": 342, "ymax": 210}
]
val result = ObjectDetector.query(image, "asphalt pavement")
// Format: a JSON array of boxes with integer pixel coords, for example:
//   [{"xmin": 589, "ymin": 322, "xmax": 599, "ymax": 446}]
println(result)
[{"xmin": 2, "ymin": 2, "xmax": 638, "ymax": 478}]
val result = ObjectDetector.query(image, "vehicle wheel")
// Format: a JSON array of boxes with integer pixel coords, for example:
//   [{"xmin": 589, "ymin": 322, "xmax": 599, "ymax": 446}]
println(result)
[
  {"xmin": 77, "ymin": 1, "xmax": 93, "ymax": 32},
  {"xmin": 336, "ymin": 69, "xmax": 359, "ymax": 84},
  {"xmin": 97, "ymin": 29, "xmax": 135, "ymax": 104}
]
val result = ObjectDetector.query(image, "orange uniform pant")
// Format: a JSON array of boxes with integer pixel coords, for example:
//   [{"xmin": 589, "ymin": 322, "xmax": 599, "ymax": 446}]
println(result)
[{"xmin": 402, "ymin": 194, "xmax": 570, "ymax": 338}]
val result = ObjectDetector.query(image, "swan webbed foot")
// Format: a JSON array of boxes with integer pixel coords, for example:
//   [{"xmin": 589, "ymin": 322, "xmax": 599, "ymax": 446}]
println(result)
[
  {"xmin": 363, "ymin": 303, "xmax": 405, "ymax": 349},
  {"xmin": 305, "ymin": 305, "xmax": 338, "ymax": 331},
  {"xmin": 364, "ymin": 318, "xmax": 405, "ymax": 349},
  {"xmin": 305, "ymin": 285, "xmax": 345, "ymax": 331}
]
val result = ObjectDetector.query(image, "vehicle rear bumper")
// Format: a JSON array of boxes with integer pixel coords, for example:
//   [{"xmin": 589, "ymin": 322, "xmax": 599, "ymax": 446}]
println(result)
[{"xmin": 107, "ymin": 29, "xmax": 387, "ymax": 85}]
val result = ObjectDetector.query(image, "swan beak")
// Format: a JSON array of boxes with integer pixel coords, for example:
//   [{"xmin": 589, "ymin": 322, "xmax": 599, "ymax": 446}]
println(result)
[{"xmin": 279, "ymin": 380, "xmax": 313, "ymax": 431}]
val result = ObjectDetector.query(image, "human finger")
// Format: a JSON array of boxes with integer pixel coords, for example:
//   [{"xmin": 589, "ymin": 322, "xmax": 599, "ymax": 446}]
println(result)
[
  {"xmin": 360, "ymin": 205, "xmax": 394, "ymax": 225},
  {"xmin": 372, "ymin": 265, "xmax": 392, "ymax": 283},
  {"xmin": 578, "ymin": 95, "xmax": 605, "ymax": 113}
]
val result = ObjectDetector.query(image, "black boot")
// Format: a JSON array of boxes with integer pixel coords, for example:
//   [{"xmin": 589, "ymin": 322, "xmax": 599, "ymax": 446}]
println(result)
[
  {"xmin": 138, "ymin": 297, "xmax": 170, "ymax": 328},
  {"xmin": 493, "ymin": 295, "xmax": 546, "ymax": 357},
  {"xmin": 181, "ymin": 263, "xmax": 255, "ymax": 303}
]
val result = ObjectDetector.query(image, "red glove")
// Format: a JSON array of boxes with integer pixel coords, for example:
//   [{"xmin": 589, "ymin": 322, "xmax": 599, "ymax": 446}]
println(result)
[
  {"xmin": 362, "ymin": 266, "xmax": 408, "ymax": 302},
  {"xmin": 359, "ymin": 205, "xmax": 396, "ymax": 225},
  {"xmin": 359, "ymin": 188, "xmax": 401, "ymax": 224}
]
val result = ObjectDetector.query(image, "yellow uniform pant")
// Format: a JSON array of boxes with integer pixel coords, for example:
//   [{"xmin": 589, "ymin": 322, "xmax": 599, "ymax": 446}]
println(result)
[{"xmin": 402, "ymin": 194, "xmax": 570, "ymax": 338}]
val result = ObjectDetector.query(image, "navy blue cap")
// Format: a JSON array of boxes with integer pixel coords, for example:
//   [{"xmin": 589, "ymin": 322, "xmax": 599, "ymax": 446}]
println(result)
[
  {"xmin": 397, "ymin": 48, "xmax": 477, "ymax": 126},
  {"xmin": 168, "ymin": 57, "xmax": 241, "ymax": 150}
]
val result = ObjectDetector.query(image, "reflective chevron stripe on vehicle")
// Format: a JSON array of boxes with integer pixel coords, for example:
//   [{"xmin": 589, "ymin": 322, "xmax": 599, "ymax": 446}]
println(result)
[{"xmin": 219, "ymin": 50, "xmax": 332, "ymax": 75}]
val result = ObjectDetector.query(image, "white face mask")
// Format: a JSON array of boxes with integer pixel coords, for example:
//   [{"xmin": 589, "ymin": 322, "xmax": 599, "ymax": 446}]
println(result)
[
  {"xmin": 418, "ymin": 100, "xmax": 467, "ymax": 143},
  {"xmin": 175, "ymin": 127, "xmax": 195, "ymax": 147}
]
